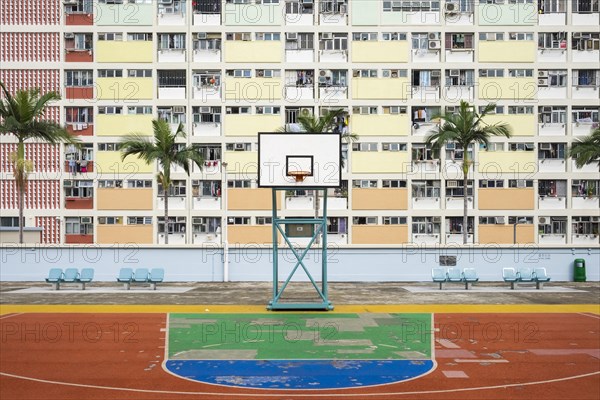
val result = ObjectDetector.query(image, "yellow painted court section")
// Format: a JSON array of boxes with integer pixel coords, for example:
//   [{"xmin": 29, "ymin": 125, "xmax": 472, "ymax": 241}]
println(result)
[{"xmin": 1, "ymin": 304, "xmax": 598, "ymax": 315}]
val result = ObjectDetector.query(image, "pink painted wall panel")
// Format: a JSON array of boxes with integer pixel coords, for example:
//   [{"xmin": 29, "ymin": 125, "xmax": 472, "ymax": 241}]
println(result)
[
  {"xmin": 0, "ymin": 180, "xmax": 60, "ymax": 209},
  {"xmin": 0, "ymin": 0, "xmax": 60, "ymax": 25},
  {"xmin": 0, "ymin": 32, "xmax": 60, "ymax": 62},
  {"xmin": 36, "ymin": 216, "xmax": 61, "ymax": 244},
  {"xmin": 0, "ymin": 69, "xmax": 60, "ymax": 98},
  {"xmin": 0, "ymin": 143, "xmax": 60, "ymax": 174}
]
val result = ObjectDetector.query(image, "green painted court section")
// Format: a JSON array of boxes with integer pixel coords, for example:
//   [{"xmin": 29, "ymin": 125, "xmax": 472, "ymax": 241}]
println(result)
[{"xmin": 168, "ymin": 313, "xmax": 432, "ymax": 360}]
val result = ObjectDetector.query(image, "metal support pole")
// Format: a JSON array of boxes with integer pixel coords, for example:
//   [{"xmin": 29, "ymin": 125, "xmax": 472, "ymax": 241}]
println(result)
[{"xmin": 221, "ymin": 162, "xmax": 229, "ymax": 282}]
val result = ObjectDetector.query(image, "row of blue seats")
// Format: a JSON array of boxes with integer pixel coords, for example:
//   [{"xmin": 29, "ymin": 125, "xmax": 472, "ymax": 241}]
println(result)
[
  {"xmin": 46, "ymin": 268, "xmax": 94, "ymax": 290},
  {"xmin": 117, "ymin": 268, "xmax": 164, "ymax": 290},
  {"xmin": 502, "ymin": 267, "xmax": 551, "ymax": 289},
  {"xmin": 431, "ymin": 267, "xmax": 479, "ymax": 290}
]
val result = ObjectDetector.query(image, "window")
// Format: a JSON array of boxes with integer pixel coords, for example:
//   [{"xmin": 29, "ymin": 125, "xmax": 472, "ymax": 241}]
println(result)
[
  {"xmin": 97, "ymin": 143, "xmax": 121, "ymax": 151},
  {"xmin": 479, "ymin": 216, "xmax": 505, "ymax": 225},
  {"xmin": 158, "ymin": 180, "xmax": 186, "ymax": 196},
  {"xmin": 479, "ymin": 32, "xmax": 504, "ymax": 41},
  {"xmin": 353, "ymin": 69, "xmax": 378, "ymax": 78},
  {"xmin": 446, "ymin": 33, "xmax": 474, "ymax": 50},
  {"xmin": 352, "ymin": 32, "xmax": 377, "ymax": 41},
  {"xmin": 446, "ymin": 216, "xmax": 473, "ymax": 234},
  {"xmin": 158, "ymin": 70, "xmax": 186, "ymax": 87},
  {"xmin": 412, "ymin": 180, "xmax": 441, "ymax": 198},
  {"xmin": 158, "ymin": 107, "xmax": 186, "ymax": 124},
  {"xmin": 226, "ymin": 32, "xmax": 251, "ymax": 41},
  {"xmin": 128, "ymin": 217, "xmax": 152, "ymax": 225},
  {"xmin": 159, "ymin": 33, "xmax": 186, "ymax": 50},
  {"xmin": 158, "ymin": 217, "xmax": 186, "ymax": 234},
  {"xmin": 320, "ymin": 0, "xmax": 347, "ymax": 13},
  {"xmin": 382, "ymin": 69, "xmax": 407, "ymax": 78},
  {"xmin": 572, "ymin": 107, "xmax": 599, "ymax": 124},
  {"xmin": 256, "ymin": 217, "xmax": 272, "ymax": 225},
  {"xmin": 383, "ymin": 106, "xmax": 407, "ymax": 114},
  {"xmin": 65, "ymin": 0, "xmax": 93, "ymax": 14},
  {"xmin": 0, "ymin": 217, "xmax": 20, "ymax": 227},
  {"xmin": 508, "ymin": 216, "xmax": 533, "ymax": 224},
  {"xmin": 412, "ymin": 217, "xmax": 441, "ymax": 234},
  {"xmin": 192, "ymin": 180, "xmax": 221, "ymax": 197},
  {"xmin": 286, "ymin": 0, "xmax": 313, "ymax": 14},
  {"xmin": 479, "ymin": 179, "xmax": 504, "ymax": 188},
  {"xmin": 352, "ymin": 143, "xmax": 377, "ymax": 152},
  {"xmin": 98, "ymin": 217, "xmax": 122, "ymax": 225},
  {"xmin": 318, "ymin": 69, "xmax": 347, "ymax": 87},
  {"xmin": 98, "ymin": 180, "xmax": 123, "ymax": 188},
  {"xmin": 255, "ymin": 32, "xmax": 281, "ymax": 41},
  {"xmin": 98, "ymin": 33, "xmax": 123, "ymax": 41},
  {"xmin": 65, "ymin": 70, "xmax": 93, "ymax": 86},
  {"xmin": 98, "ymin": 106, "xmax": 123, "ymax": 115},
  {"xmin": 65, "ymin": 107, "xmax": 93, "ymax": 124},
  {"xmin": 538, "ymin": 69, "xmax": 567, "ymax": 87},
  {"xmin": 572, "ymin": 216, "xmax": 600, "ymax": 236},
  {"xmin": 353, "ymin": 106, "xmax": 378, "ymax": 115},
  {"xmin": 65, "ymin": 217, "xmax": 93, "ymax": 235},
  {"xmin": 227, "ymin": 180, "xmax": 252, "ymax": 188},
  {"xmin": 383, "ymin": 216, "xmax": 407, "ymax": 225},
  {"xmin": 412, "ymin": 144, "xmax": 438, "ymax": 161},
  {"xmin": 382, "ymin": 180, "xmax": 407, "ymax": 188},
  {"xmin": 538, "ymin": 180, "xmax": 567, "ymax": 197},
  {"xmin": 98, "ymin": 69, "xmax": 123, "ymax": 78},
  {"xmin": 538, "ymin": 143, "xmax": 566, "ymax": 159},
  {"xmin": 327, "ymin": 217, "xmax": 347, "ymax": 234},
  {"xmin": 64, "ymin": 180, "xmax": 93, "ymax": 198},
  {"xmin": 192, "ymin": 217, "xmax": 221, "ymax": 233},
  {"xmin": 573, "ymin": 70, "xmax": 600, "ymax": 87},
  {"xmin": 508, "ymin": 32, "xmax": 534, "ymax": 41},
  {"xmin": 127, "ymin": 180, "xmax": 152, "ymax": 188},
  {"xmin": 508, "ymin": 106, "xmax": 534, "ymax": 114},
  {"xmin": 445, "ymin": 142, "xmax": 473, "ymax": 161},
  {"xmin": 193, "ymin": 71, "xmax": 221, "ymax": 87},
  {"xmin": 538, "ymin": 106, "xmax": 566, "ymax": 124},
  {"xmin": 480, "ymin": 142, "xmax": 504, "ymax": 151},
  {"xmin": 194, "ymin": 34, "xmax": 221, "ymax": 51},
  {"xmin": 479, "ymin": 69, "xmax": 504, "ymax": 78},
  {"xmin": 256, "ymin": 69, "xmax": 281, "ymax": 78},
  {"xmin": 445, "ymin": 69, "xmax": 474, "ymax": 86},
  {"xmin": 127, "ymin": 33, "xmax": 152, "ymax": 41},
  {"xmin": 572, "ymin": 180, "xmax": 599, "ymax": 198},
  {"xmin": 227, "ymin": 217, "xmax": 251, "ymax": 225},
  {"xmin": 353, "ymin": 180, "xmax": 377, "ymax": 188},
  {"xmin": 353, "ymin": 217, "xmax": 378, "ymax": 225},
  {"xmin": 127, "ymin": 106, "xmax": 152, "ymax": 115},
  {"xmin": 225, "ymin": 106, "xmax": 250, "ymax": 114},
  {"xmin": 539, "ymin": 217, "xmax": 567, "ymax": 235},
  {"xmin": 508, "ymin": 69, "xmax": 534, "ymax": 78},
  {"xmin": 572, "ymin": 0, "xmax": 599, "ymax": 12},
  {"xmin": 193, "ymin": 107, "xmax": 221, "ymax": 124},
  {"xmin": 508, "ymin": 142, "xmax": 534, "ymax": 151},
  {"xmin": 256, "ymin": 106, "xmax": 280, "ymax": 115},
  {"xmin": 538, "ymin": 32, "xmax": 567, "ymax": 50},
  {"xmin": 66, "ymin": 33, "xmax": 92, "ymax": 50},
  {"xmin": 382, "ymin": 32, "xmax": 407, "ymax": 41},
  {"xmin": 285, "ymin": 33, "xmax": 314, "ymax": 50},
  {"xmin": 572, "ymin": 32, "xmax": 600, "ymax": 51},
  {"xmin": 478, "ymin": 105, "xmax": 504, "ymax": 114},
  {"xmin": 226, "ymin": 69, "xmax": 252, "ymax": 78},
  {"xmin": 508, "ymin": 179, "xmax": 534, "ymax": 188},
  {"xmin": 411, "ymin": 33, "xmax": 429, "ymax": 50},
  {"xmin": 384, "ymin": 0, "xmax": 440, "ymax": 11},
  {"xmin": 194, "ymin": 0, "xmax": 222, "ymax": 13},
  {"xmin": 128, "ymin": 69, "xmax": 152, "ymax": 78},
  {"xmin": 320, "ymin": 33, "xmax": 348, "ymax": 51},
  {"xmin": 539, "ymin": 0, "xmax": 566, "ymax": 13},
  {"xmin": 446, "ymin": 180, "xmax": 474, "ymax": 197},
  {"xmin": 382, "ymin": 142, "xmax": 407, "ymax": 151}
]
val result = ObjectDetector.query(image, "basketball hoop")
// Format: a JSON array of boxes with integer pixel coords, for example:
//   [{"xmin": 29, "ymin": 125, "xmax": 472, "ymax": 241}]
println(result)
[{"xmin": 288, "ymin": 171, "xmax": 310, "ymax": 183}]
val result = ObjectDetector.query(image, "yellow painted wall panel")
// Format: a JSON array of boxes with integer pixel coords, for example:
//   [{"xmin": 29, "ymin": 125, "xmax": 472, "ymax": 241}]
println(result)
[
  {"xmin": 478, "ymin": 188, "xmax": 535, "ymax": 210},
  {"xmin": 478, "ymin": 77, "xmax": 537, "ymax": 100},
  {"xmin": 477, "ymin": 151, "xmax": 536, "ymax": 173},
  {"xmin": 96, "ymin": 42, "xmax": 153, "ymax": 63},
  {"xmin": 483, "ymin": 114, "xmax": 536, "ymax": 136},
  {"xmin": 478, "ymin": 225, "xmax": 535, "ymax": 244},
  {"xmin": 97, "ymin": 188, "xmax": 153, "ymax": 210},
  {"xmin": 352, "ymin": 114, "xmax": 409, "ymax": 136},
  {"xmin": 223, "ymin": 151, "xmax": 258, "ymax": 174},
  {"xmin": 228, "ymin": 188, "xmax": 279, "ymax": 210},
  {"xmin": 96, "ymin": 152, "xmax": 153, "ymax": 175},
  {"xmin": 352, "ymin": 152, "xmax": 410, "ymax": 174},
  {"xmin": 478, "ymin": 41, "xmax": 536, "ymax": 63},
  {"xmin": 228, "ymin": 226, "xmax": 272, "ymax": 245},
  {"xmin": 224, "ymin": 78, "xmax": 283, "ymax": 101},
  {"xmin": 97, "ymin": 225, "xmax": 153, "ymax": 244},
  {"xmin": 96, "ymin": 78, "xmax": 154, "ymax": 100},
  {"xmin": 224, "ymin": 115, "xmax": 281, "ymax": 136},
  {"xmin": 351, "ymin": 42, "xmax": 409, "ymax": 63},
  {"xmin": 96, "ymin": 114, "xmax": 154, "ymax": 136},
  {"xmin": 352, "ymin": 225, "xmax": 409, "ymax": 245},
  {"xmin": 352, "ymin": 188, "xmax": 408, "ymax": 210},
  {"xmin": 352, "ymin": 78, "xmax": 410, "ymax": 100},
  {"xmin": 224, "ymin": 41, "xmax": 282, "ymax": 63}
]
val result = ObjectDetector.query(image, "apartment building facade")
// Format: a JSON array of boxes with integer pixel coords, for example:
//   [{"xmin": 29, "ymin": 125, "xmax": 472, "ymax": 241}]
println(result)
[{"xmin": 0, "ymin": 0, "xmax": 598, "ymax": 247}]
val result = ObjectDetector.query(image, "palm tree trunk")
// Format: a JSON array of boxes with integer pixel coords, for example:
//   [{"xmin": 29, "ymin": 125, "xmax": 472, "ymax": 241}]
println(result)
[
  {"xmin": 17, "ymin": 141, "xmax": 25, "ymax": 244},
  {"xmin": 164, "ymin": 193, "xmax": 169, "ymax": 245},
  {"xmin": 462, "ymin": 153, "xmax": 470, "ymax": 245}
]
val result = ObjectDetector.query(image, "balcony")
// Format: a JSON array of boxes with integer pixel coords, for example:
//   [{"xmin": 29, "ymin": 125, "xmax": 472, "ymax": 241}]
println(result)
[
  {"xmin": 478, "ymin": 3, "xmax": 537, "ymax": 25},
  {"xmin": 64, "ymin": 34, "xmax": 93, "ymax": 62},
  {"xmin": 64, "ymin": 0, "xmax": 93, "ymax": 26},
  {"xmin": 158, "ymin": 0, "xmax": 187, "ymax": 26},
  {"xmin": 224, "ymin": 2, "xmax": 283, "ymax": 25},
  {"xmin": 285, "ymin": 0, "xmax": 314, "ymax": 25},
  {"xmin": 193, "ymin": 0, "xmax": 221, "ymax": 25}
]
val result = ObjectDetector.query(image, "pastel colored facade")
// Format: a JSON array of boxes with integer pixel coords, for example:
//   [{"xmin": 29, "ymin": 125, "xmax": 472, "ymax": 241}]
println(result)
[
  {"xmin": 223, "ymin": 115, "xmax": 281, "ymax": 136},
  {"xmin": 228, "ymin": 189, "xmax": 279, "ymax": 211},
  {"xmin": 478, "ymin": 188, "xmax": 535, "ymax": 210},
  {"xmin": 95, "ymin": 115, "xmax": 154, "ymax": 137},
  {"xmin": 478, "ymin": 77, "xmax": 537, "ymax": 100},
  {"xmin": 478, "ymin": 41, "xmax": 536, "ymax": 63},
  {"xmin": 484, "ymin": 114, "xmax": 536, "ymax": 137},
  {"xmin": 223, "ymin": 151, "xmax": 258, "ymax": 174},
  {"xmin": 223, "ymin": 78, "xmax": 283, "ymax": 101},
  {"xmin": 96, "ymin": 78, "xmax": 154, "ymax": 101},
  {"xmin": 352, "ymin": 225, "xmax": 409, "ymax": 245},
  {"xmin": 223, "ymin": 41, "xmax": 282, "ymax": 63},
  {"xmin": 352, "ymin": 78, "xmax": 410, "ymax": 100},
  {"xmin": 95, "ymin": 152, "xmax": 154, "ymax": 175},
  {"xmin": 352, "ymin": 152, "xmax": 411, "ymax": 174},
  {"xmin": 351, "ymin": 114, "xmax": 410, "ymax": 137},
  {"xmin": 96, "ymin": 188, "xmax": 153, "ymax": 210},
  {"xmin": 95, "ymin": 2, "xmax": 154, "ymax": 26},
  {"xmin": 96, "ymin": 41, "xmax": 153, "ymax": 63},
  {"xmin": 97, "ymin": 225, "xmax": 153, "ymax": 244},
  {"xmin": 478, "ymin": 225, "xmax": 535, "ymax": 245},
  {"xmin": 228, "ymin": 226, "xmax": 272, "ymax": 245},
  {"xmin": 478, "ymin": 151, "xmax": 536, "ymax": 174},
  {"xmin": 352, "ymin": 189, "xmax": 408, "ymax": 210},
  {"xmin": 351, "ymin": 42, "xmax": 409, "ymax": 63},
  {"xmin": 224, "ymin": 4, "xmax": 283, "ymax": 26}
]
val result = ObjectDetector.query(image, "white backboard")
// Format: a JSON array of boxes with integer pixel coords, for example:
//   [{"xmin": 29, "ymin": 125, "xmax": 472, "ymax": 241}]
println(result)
[{"xmin": 258, "ymin": 133, "xmax": 342, "ymax": 188}]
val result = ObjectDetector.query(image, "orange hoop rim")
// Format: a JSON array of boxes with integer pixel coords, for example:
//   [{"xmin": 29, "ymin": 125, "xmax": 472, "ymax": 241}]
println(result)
[{"xmin": 287, "ymin": 171, "xmax": 310, "ymax": 182}]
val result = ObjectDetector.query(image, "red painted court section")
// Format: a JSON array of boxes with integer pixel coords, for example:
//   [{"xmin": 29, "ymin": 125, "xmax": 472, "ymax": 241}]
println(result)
[{"xmin": 1, "ymin": 313, "xmax": 599, "ymax": 400}]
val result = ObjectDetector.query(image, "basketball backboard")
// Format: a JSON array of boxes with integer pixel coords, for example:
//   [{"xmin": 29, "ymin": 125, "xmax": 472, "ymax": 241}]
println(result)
[{"xmin": 258, "ymin": 132, "xmax": 341, "ymax": 188}]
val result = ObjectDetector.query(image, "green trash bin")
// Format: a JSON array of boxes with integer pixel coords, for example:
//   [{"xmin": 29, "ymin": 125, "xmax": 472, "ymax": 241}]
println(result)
[{"xmin": 574, "ymin": 259, "xmax": 586, "ymax": 282}]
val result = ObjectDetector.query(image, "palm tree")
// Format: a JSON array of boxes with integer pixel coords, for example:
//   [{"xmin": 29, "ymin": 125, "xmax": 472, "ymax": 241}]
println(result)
[
  {"xmin": 426, "ymin": 100, "xmax": 512, "ymax": 244},
  {"xmin": 0, "ymin": 81, "xmax": 79, "ymax": 243},
  {"xmin": 120, "ymin": 119, "xmax": 203, "ymax": 244},
  {"xmin": 569, "ymin": 127, "xmax": 600, "ymax": 169},
  {"xmin": 278, "ymin": 108, "xmax": 358, "ymax": 244}
]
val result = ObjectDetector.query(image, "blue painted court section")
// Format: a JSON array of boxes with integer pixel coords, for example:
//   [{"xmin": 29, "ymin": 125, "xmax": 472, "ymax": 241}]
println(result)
[{"xmin": 165, "ymin": 360, "xmax": 435, "ymax": 389}]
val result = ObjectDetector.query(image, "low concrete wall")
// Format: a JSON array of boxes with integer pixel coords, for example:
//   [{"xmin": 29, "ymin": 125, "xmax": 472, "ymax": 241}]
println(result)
[{"xmin": 1, "ymin": 245, "xmax": 598, "ymax": 282}]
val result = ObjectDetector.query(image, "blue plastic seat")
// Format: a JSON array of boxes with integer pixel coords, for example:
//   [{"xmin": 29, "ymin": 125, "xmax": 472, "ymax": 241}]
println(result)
[
  {"xmin": 117, "ymin": 268, "xmax": 134, "ymax": 289},
  {"xmin": 518, "ymin": 267, "xmax": 534, "ymax": 282},
  {"xmin": 431, "ymin": 267, "xmax": 447, "ymax": 290},
  {"xmin": 78, "ymin": 268, "xmax": 94, "ymax": 290},
  {"xmin": 133, "ymin": 268, "xmax": 150, "ymax": 283},
  {"xmin": 503, "ymin": 268, "xmax": 519, "ymax": 289},
  {"xmin": 63, "ymin": 268, "xmax": 79, "ymax": 283},
  {"xmin": 149, "ymin": 268, "xmax": 164, "ymax": 290},
  {"xmin": 45, "ymin": 268, "xmax": 63, "ymax": 290},
  {"xmin": 463, "ymin": 268, "xmax": 479, "ymax": 289},
  {"xmin": 446, "ymin": 267, "xmax": 463, "ymax": 282},
  {"xmin": 534, "ymin": 267, "xmax": 551, "ymax": 289}
]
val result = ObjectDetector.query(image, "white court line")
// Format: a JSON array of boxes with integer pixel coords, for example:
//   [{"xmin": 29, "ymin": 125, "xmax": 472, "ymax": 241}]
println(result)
[
  {"xmin": 0, "ymin": 313, "xmax": 23, "ymax": 320},
  {"xmin": 454, "ymin": 359, "xmax": 509, "ymax": 363},
  {"xmin": 1, "ymin": 370, "xmax": 598, "ymax": 397},
  {"xmin": 578, "ymin": 313, "xmax": 600, "ymax": 320}
]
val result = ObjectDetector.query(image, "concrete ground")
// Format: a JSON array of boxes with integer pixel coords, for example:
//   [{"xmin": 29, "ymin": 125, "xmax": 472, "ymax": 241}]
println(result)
[{"xmin": 1, "ymin": 281, "xmax": 598, "ymax": 306}]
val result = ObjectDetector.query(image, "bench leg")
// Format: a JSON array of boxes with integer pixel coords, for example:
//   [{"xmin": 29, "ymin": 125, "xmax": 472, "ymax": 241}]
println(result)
[
  {"xmin": 80, "ymin": 282, "xmax": 86, "ymax": 290},
  {"xmin": 151, "ymin": 282, "xmax": 156, "ymax": 290},
  {"xmin": 537, "ymin": 282, "xmax": 543, "ymax": 290},
  {"xmin": 465, "ymin": 282, "xmax": 470, "ymax": 290},
  {"xmin": 439, "ymin": 282, "xmax": 443, "ymax": 290},
  {"xmin": 510, "ymin": 282, "xmax": 515, "ymax": 290},
  {"xmin": 124, "ymin": 282, "xmax": 130, "ymax": 290}
]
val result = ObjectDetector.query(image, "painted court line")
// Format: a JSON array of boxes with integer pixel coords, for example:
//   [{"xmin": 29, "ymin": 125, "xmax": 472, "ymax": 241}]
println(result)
[
  {"xmin": 1, "ymin": 371, "xmax": 598, "ymax": 397},
  {"xmin": 578, "ymin": 312, "xmax": 600, "ymax": 320},
  {"xmin": 0, "ymin": 313, "xmax": 22, "ymax": 320}
]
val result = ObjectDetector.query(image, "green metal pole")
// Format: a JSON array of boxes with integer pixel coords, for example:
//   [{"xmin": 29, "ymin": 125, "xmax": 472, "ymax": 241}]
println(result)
[
  {"xmin": 272, "ymin": 188, "xmax": 278, "ymax": 304},
  {"xmin": 322, "ymin": 189, "xmax": 328, "ymax": 303}
]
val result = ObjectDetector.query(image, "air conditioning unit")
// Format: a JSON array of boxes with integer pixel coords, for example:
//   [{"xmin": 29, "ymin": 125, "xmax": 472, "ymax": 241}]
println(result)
[
  {"xmin": 540, "ymin": 143, "xmax": 552, "ymax": 150},
  {"xmin": 256, "ymin": 70, "xmax": 265, "ymax": 77},
  {"xmin": 538, "ymin": 217, "xmax": 548, "ymax": 224},
  {"xmin": 538, "ymin": 78, "xmax": 548, "ymax": 86},
  {"xmin": 495, "ymin": 216, "xmax": 505, "ymax": 224},
  {"xmin": 573, "ymin": 32, "xmax": 582, "ymax": 39},
  {"xmin": 538, "ymin": 70, "xmax": 548, "ymax": 78},
  {"xmin": 382, "ymin": 70, "xmax": 391, "ymax": 78},
  {"xmin": 428, "ymin": 32, "xmax": 440, "ymax": 40},
  {"xmin": 447, "ymin": 181, "xmax": 458, "ymax": 188},
  {"xmin": 286, "ymin": 32, "xmax": 298, "ymax": 41},
  {"xmin": 541, "ymin": 106, "xmax": 552, "ymax": 113},
  {"xmin": 200, "ymin": 106, "xmax": 211, "ymax": 113},
  {"xmin": 382, "ymin": 143, "xmax": 390, "ymax": 150},
  {"xmin": 433, "ymin": 217, "xmax": 441, "ymax": 223},
  {"xmin": 320, "ymin": 69, "xmax": 333, "ymax": 79},
  {"xmin": 173, "ymin": 106, "xmax": 185, "ymax": 114},
  {"xmin": 487, "ymin": 34, "xmax": 496, "ymax": 41},
  {"xmin": 429, "ymin": 40, "xmax": 441, "ymax": 50},
  {"xmin": 197, "ymin": 32, "xmax": 207, "ymax": 40},
  {"xmin": 64, "ymin": 32, "xmax": 75, "ymax": 39},
  {"xmin": 449, "ymin": 69, "xmax": 460, "ymax": 77},
  {"xmin": 81, "ymin": 217, "xmax": 92, "ymax": 224},
  {"xmin": 322, "ymin": 33, "xmax": 333, "ymax": 40},
  {"xmin": 431, "ymin": 70, "xmax": 441, "ymax": 77},
  {"xmin": 159, "ymin": 0, "xmax": 172, "ymax": 4},
  {"xmin": 234, "ymin": 143, "xmax": 245, "ymax": 150},
  {"xmin": 445, "ymin": 2, "xmax": 456, "ymax": 12}
]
